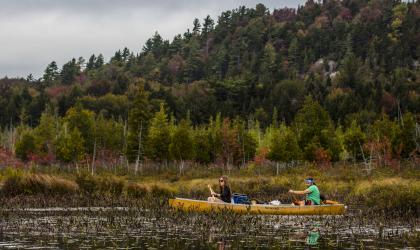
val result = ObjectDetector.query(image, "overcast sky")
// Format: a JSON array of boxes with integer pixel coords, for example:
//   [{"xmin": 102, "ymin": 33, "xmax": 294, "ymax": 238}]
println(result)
[{"xmin": 0, "ymin": 0, "xmax": 306, "ymax": 78}]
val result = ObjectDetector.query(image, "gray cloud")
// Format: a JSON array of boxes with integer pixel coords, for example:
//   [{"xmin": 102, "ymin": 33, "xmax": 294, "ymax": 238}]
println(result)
[{"xmin": 0, "ymin": 0, "xmax": 305, "ymax": 78}]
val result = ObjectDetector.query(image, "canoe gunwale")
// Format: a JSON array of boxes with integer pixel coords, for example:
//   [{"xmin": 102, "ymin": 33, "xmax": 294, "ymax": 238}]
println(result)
[{"xmin": 169, "ymin": 197, "xmax": 346, "ymax": 215}]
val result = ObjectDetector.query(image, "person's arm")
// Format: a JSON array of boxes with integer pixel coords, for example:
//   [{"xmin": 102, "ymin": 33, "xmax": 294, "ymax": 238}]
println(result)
[
  {"xmin": 208, "ymin": 184, "xmax": 219, "ymax": 197},
  {"xmin": 289, "ymin": 188, "xmax": 311, "ymax": 195}
]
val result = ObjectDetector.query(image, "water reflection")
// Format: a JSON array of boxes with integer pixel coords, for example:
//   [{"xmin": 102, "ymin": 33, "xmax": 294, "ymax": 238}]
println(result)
[
  {"xmin": 306, "ymin": 231, "xmax": 320, "ymax": 246},
  {"xmin": 0, "ymin": 208, "xmax": 417, "ymax": 249}
]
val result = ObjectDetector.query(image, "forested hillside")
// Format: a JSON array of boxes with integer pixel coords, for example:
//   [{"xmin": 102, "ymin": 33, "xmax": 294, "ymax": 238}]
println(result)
[{"xmin": 0, "ymin": 0, "xmax": 419, "ymax": 169}]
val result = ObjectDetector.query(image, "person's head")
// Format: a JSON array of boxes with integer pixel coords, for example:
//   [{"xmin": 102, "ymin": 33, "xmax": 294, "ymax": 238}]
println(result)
[
  {"xmin": 305, "ymin": 177, "xmax": 315, "ymax": 187},
  {"xmin": 219, "ymin": 176, "xmax": 228, "ymax": 187}
]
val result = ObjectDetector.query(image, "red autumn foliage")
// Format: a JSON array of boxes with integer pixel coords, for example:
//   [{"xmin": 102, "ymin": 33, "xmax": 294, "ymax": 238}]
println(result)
[
  {"xmin": 363, "ymin": 137, "xmax": 400, "ymax": 170},
  {"xmin": 45, "ymin": 85, "xmax": 69, "ymax": 98},
  {"xmin": 27, "ymin": 153, "xmax": 55, "ymax": 166},
  {"xmin": 273, "ymin": 7, "xmax": 297, "ymax": 22},
  {"xmin": 339, "ymin": 8, "xmax": 352, "ymax": 21},
  {"xmin": 380, "ymin": 92, "xmax": 397, "ymax": 114},
  {"xmin": 168, "ymin": 54, "xmax": 184, "ymax": 77},
  {"xmin": 356, "ymin": 6, "xmax": 382, "ymax": 23},
  {"xmin": 76, "ymin": 73, "xmax": 87, "ymax": 85},
  {"xmin": 218, "ymin": 119, "xmax": 242, "ymax": 167},
  {"xmin": 254, "ymin": 147, "xmax": 269, "ymax": 166},
  {"xmin": 313, "ymin": 147, "xmax": 331, "ymax": 169},
  {"xmin": 0, "ymin": 147, "xmax": 24, "ymax": 168}
]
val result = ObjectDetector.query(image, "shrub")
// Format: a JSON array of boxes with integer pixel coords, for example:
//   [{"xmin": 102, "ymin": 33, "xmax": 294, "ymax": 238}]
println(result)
[
  {"xmin": 76, "ymin": 174, "xmax": 126, "ymax": 196},
  {"xmin": 126, "ymin": 183, "xmax": 149, "ymax": 198},
  {"xmin": 99, "ymin": 176, "xmax": 125, "ymax": 196},
  {"xmin": 2, "ymin": 172, "xmax": 78, "ymax": 196},
  {"xmin": 353, "ymin": 179, "xmax": 420, "ymax": 216},
  {"xmin": 149, "ymin": 183, "xmax": 176, "ymax": 198},
  {"xmin": 15, "ymin": 132, "xmax": 37, "ymax": 161},
  {"xmin": 76, "ymin": 174, "xmax": 99, "ymax": 195}
]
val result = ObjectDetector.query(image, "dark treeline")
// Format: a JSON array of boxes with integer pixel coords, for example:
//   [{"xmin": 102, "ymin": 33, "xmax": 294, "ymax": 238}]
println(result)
[{"xmin": 0, "ymin": 0, "xmax": 419, "ymax": 169}]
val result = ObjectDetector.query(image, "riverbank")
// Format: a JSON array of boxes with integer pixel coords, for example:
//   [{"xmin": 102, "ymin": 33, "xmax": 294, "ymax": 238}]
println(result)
[{"xmin": 0, "ymin": 164, "xmax": 419, "ymax": 217}]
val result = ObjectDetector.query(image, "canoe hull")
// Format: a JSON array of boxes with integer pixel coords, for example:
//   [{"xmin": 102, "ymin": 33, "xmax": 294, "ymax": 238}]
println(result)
[{"xmin": 169, "ymin": 198, "xmax": 346, "ymax": 215}]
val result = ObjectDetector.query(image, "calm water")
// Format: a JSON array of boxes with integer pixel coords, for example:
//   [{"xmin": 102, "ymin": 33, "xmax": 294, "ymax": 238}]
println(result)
[{"xmin": 0, "ymin": 207, "xmax": 418, "ymax": 249}]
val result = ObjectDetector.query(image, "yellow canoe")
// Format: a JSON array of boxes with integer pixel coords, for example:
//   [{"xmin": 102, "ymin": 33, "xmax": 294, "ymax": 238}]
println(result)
[{"xmin": 169, "ymin": 198, "xmax": 346, "ymax": 215}]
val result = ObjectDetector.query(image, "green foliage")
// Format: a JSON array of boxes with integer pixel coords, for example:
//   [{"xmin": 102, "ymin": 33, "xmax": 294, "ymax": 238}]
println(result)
[
  {"xmin": 193, "ymin": 127, "xmax": 212, "ymax": 164},
  {"xmin": 126, "ymin": 84, "xmax": 151, "ymax": 162},
  {"xmin": 393, "ymin": 113, "xmax": 418, "ymax": 158},
  {"xmin": 344, "ymin": 120, "xmax": 366, "ymax": 160},
  {"xmin": 268, "ymin": 125, "xmax": 301, "ymax": 162},
  {"xmin": 42, "ymin": 61, "xmax": 59, "ymax": 87},
  {"xmin": 294, "ymin": 97, "xmax": 339, "ymax": 161},
  {"xmin": 15, "ymin": 128, "xmax": 36, "ymax": 161},
  {"xmin": 60, "ymin": 58, "xmax": 80, "ymax": 85},
  {"xmin": 95, "ymin": 113, "xmax": 124, "ymax": 153},
  {"xmin": 146, "ymin": 103, "xmax": 171, "ymax": 161},
  {"xmin": 33, "ymin": 109, "xmax": 59, "ymax": 155},
  {"xmin": 1, "ymin": 1, "xmax": 419, "ymax": 168},
  {"xmin": 259, "ymin": 42, "xmax": 276, "ymax": 84},
  {"xmin": 169, "ymin": 119, "xmax": 194, "ymax": 161},
  {"xmin": 76, "ymin": 173, "xmax": 125, "ymax": 196},
  {"xmin": 362, "ymin": 183, "xmax": 420, "ymax": 216},
  {"xmin": 55, "ymin": 127, "xmax": 84, "ymax": 163},
  {"xmin": 64, "ymin": 104, "xmax": 95, "ymax": 153}
]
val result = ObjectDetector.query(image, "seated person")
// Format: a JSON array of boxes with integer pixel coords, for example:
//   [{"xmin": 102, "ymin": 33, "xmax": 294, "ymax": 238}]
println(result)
[
  {"xmin": 320, "ymin": 194, "xmax": 339, "ymax": 205},
  {"xmin": 288, "ymin": 177, "xmax": 320, "ymax": 206},
  {"xmin": 208, "ymin": 176, "xmax": 231, "ymax": 203}
]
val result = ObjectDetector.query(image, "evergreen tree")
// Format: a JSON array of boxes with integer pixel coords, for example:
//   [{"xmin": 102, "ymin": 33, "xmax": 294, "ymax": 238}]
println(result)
[
  {"xmin": 393, "ymin": 112, "xmax": 418, "ymax": 158},
  {"xmin": 15, "ymin": 129, "xmax": 36, "ymax": 161},
  {"xmin": 95, "ymin": 54, "xmax": 104, "ymax": 68},
  {"xmin": 146, "ymin": 103, "xmax": 171, "ymax": 162},
  {"xmin": 202, "ymin": 15, "xmax": 215, "ymax": 36},
  {"xmin": 288, "ymin": 38, "xmax": 300, "ymax": 72},
  {"xmin": 193, "ymin": 127, "xmax": 212, "ymax": 164},
  {"xmin": 86, "ymin": 54, "xmax": 96, "ymax": 71},
  {"xmin": 268, "ymin": 125, "xmax": 301, "ymax": 163},
  {"xmin": 55, "ymin": 127, "xmax": 84, "ymax": 164},
  {"xmin": 259, "ymin": 43, "xmax": 276, "ymax": 85},
  {"xmin": 60, "ymin": 58, "xmax": 80, "ymax": 85},
  {"xmin": 64, "ymin": 104, "xmax": 96, "ymax": 153},
  {"xmin": 42, "ymin": 61, "xmax": 59, "ymax": 86},
  {"xmin": 193, "ymin": 18, "xmax": 201, "ymax": 34},
  {"xmin": 169, "ymin": 119, "xmax": 194, "ymax": 171},
  {"xmin": 344, "ymin": 120, "xmax": 366, "ymax": 161},
  {"xmin": 126, "ymin": 85, "xmax": 151, "ymax": 162}
]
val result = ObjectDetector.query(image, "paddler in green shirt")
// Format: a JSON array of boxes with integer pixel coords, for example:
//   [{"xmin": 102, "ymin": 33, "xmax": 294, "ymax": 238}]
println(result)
[{"xmin": 288, "ymin": 177, "xmax": 321, "ymax": 206}]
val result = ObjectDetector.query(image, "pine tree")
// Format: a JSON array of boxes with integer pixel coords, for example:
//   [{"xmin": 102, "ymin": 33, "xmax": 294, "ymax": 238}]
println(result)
[
  {"xmin": 86, "ymin": 54, "xmax": 96, "ymax": 71},
  {"xmin": 288, "ymin": 38, "xmax": 300, "ymax": 72},
  {"xmin": 126, "ymin": 85, "xmax": 151, "ymax": 162},
  {"xmin": 64, "ymin": 104, "xmax": 95, "ymax": 153},
  {"xmin": 15, "ymin": 129, "xmax": 36, "ymax": 161},
  {"xmin": 259, "ymin": 43, "xmax": 276, "ymax": 85},
  {"xmin": 60, "ymin": 58, "xmax": 80, "ymax": 85},
  {"xmin": 202, "ymin": 15, "xmax": 214, "ymax": 36},
  {"xmin": 42, "ymin": 61, "xmax": 59, "ymax": 86},
  {"xmin": 55, "ymin": 127, "xmax": 84, "ymax": 164},
  {"xmin": 95, "ymin": 54, "xmax": 104, "ymax": 69},
  {"xmin": 169, "ymin": 119, "xmax": 194, "ymax": 173},
  {"xmin": 268, "ymin": 125, "xmax": 301, "ymax": 169},
  {"xmin": 146, "ymin": 103, "xmax": 171, "ymax": 162},
  {"xmin": 193, "ymin": 127, "xmax": 212, "ymax": 164},
  {"xmin": 344, "ymin": 120, "xmax": 366, "ymax": 161},
  {"xmin": 193, "ymin": 18, "xmax": 201, "ymax": 34}
]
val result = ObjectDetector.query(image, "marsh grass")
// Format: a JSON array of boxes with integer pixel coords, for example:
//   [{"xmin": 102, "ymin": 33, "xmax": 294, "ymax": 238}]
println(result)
[
  {"xmin": 0, "ymin": 165, "xmax": 419, "ymax": 216},
  {"xmin": 2, "ymin": 170, "xmax": 78, "ymax": 196}
]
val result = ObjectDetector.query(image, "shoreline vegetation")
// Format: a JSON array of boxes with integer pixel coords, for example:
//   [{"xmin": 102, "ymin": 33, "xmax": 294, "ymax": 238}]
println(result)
[
  {"xmin": 0, "ymin": 1, "xmax": 418, "ymax": 228},
  {"xmin": 0, "ymin": 163, "xmax": 418, "ymax": 218}
]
